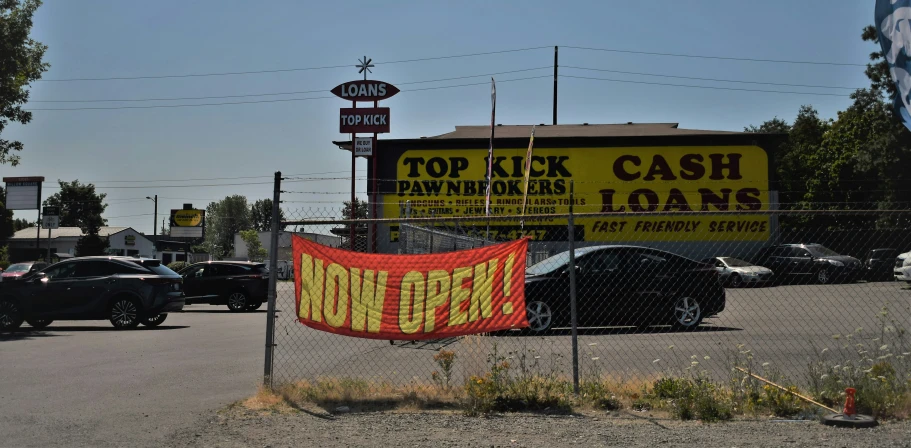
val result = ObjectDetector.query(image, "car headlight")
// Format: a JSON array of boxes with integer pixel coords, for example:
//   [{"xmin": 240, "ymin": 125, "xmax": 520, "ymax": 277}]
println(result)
[{"xmin": 826, "ymin": 260, "xmax": 844, "ymax": 267}]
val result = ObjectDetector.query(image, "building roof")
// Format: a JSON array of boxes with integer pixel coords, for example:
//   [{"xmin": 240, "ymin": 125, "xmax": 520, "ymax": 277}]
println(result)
[
  {"xmin": 10, "ymin": 226, "xmax": 131, "ymax": 240},
  {"xmin": 424, "ymin": 123, "xmax": 743, "ymax": 139}
]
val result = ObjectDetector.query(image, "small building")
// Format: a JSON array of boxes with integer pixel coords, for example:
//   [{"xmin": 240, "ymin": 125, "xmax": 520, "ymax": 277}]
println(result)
[
  {"xmin": 7, "ymin": 226, "xmax": 155, "ymax": 262},
  {"xmin": 233, "ymin": 230, "xmax": 342, "ymax": 261}
]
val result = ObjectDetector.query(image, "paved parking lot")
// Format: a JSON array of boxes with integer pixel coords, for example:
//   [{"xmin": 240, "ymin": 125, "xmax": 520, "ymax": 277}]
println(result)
[{"xmin": 2, "ymin": 282, "xmax": 910, "ymax": 447}]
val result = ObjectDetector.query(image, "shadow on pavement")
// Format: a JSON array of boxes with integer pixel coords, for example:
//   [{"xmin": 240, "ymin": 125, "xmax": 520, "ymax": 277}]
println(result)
[
  {"xmin": 179, "ymin": 310, "xmax": 266, "ymax": 314},
  {"xmin": 1, "ymin": 325, "xmax": 189, "ymax": 339},
  {"xmin": 493, "ymin": 325, "xmax": 743, "ymax": 338}
]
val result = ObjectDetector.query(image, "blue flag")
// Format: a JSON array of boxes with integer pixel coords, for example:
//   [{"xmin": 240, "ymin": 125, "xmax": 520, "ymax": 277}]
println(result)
[{"xmin": 875, "ymin": 0, "xmax": 911, "ymax": 131}]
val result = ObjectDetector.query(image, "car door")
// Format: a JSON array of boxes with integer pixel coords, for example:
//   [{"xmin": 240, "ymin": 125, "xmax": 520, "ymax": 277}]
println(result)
[
  {"xmin": 623, "ymin": 249, "xmax": 672, "ymax": 323},
  {"xmin": 61, "ymin": 261, "xmax": 118, "ymax": 318},
  {"xmin": 791, "ymin": 247, "xmax": 815, "ymax": 278},
  {"xmin": 27, "ymin": 262, "xmax": 80, "ymax": 318},
  {"xmin": 181, "ymin": 265, "xmax": 209, "ymax": 301},
  {"xmin": 202, "ymin": 264, "xmax": 230, "ymax": 300},
  {"xmin": 574, "ymin": 249, "xmax": 623, "ymax": 325}
]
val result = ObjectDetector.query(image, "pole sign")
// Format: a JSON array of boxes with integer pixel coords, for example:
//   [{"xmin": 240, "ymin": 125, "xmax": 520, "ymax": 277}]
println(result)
[
  {"xmin": 354, "ymin": 137, "xmax": 374, "ymax": 157},
  {"xmin": 3, "ymin": 176, "xmax": 44, "ymax": 210},
  {"xmin": 42, "ymin": 206, "xmax": 59, "ymax": 216},
  {"xmin": 330, "ymin": 80, "xmax": 400, "ymax": 102},
  {"xmin": 169, "ymin": 209, "xmax": 205, "ymax": 238},
  {"xmin": 339, "ymin": 107, "xmax": 390, "ymax": 133},
  {"xmin": 42, "ymin": 215, "xmax": 59, "ymax": 229}
]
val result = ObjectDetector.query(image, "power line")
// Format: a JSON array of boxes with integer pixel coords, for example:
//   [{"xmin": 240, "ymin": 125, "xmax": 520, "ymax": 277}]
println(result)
[
  {"xmin": 562, "ymin": 45, "xmax": 867, "ymax": 67},
  {"xmin": 31, "ymin": 67, "xmax": 551, "ymax": 104},
  {"xmin": 37, "ymin": 47, "xmax": 551, "ymax": 82},
  {"xmin": 563, "ymin": 66, "xmax": 862, "ymax": 90},
  {"xmin": 561, "ymin": 74, "xmax": 850, "ymax": 97},
  {"xmin": 28, "ymin": 75, "xmax": 549, "ymax": 111}
]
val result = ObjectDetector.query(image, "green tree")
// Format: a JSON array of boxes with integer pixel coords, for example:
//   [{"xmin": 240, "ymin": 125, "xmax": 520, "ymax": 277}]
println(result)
[
  {"xmin": 0, "ymin": 244, "xmax": 10, "ymax": 270},
  {"xmin": 202, "ymin": 195, "xmax": 251, "ymax": 259},
  {"xmin": 239, "ymin": 229, "xmax": 267, "ymax": 262},
  {"xmin": 250, "ymin": 199, "xmax": 286, "ymax": 232},
  {"xmin": 43, "ymin": 180, "xmax": 107, "ymax": 228},
  {"xmin": 44, "ymin": 180, "xmax": 109, "ymax": 256},
  {"xmin": 1, "ymin": 0, "xmax": 49, "ymax": 166},
  {"xmin": 336, "ymin": 198, "xmax": 368, "ymax": 250}
]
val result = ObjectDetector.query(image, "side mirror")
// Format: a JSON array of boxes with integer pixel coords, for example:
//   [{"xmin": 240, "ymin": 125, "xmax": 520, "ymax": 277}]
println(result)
[{"xmin": 33, "ymin": 273, "xmax": 47, "ymax": 283}]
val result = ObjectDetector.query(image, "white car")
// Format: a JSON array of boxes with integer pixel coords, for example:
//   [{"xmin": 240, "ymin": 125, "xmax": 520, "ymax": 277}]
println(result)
[
  {"xmin": 895, "ymin": 251, "xmax": 911, "ymax": 284},
  {"xmin": 703, "ymin": 257, "xmax": 774, "ymax": 287}
]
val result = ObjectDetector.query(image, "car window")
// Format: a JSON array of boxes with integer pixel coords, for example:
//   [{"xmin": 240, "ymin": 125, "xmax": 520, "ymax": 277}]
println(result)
[
  {"xmin": 792, "ymin": 248, "xmax": 812, "ymax": 257},
  {"xmin": 579, "ymin": 250, "xmax": 620, "ymax": 273},
  {"xmin": 181, "ymin": 265, "xmax": 205, "ymax": 278},
  {"xmin": 203, "ymin": 265, "xmax": 221, "ymax": 277},
  {"xmin": 108, "ymin": 261, "xmax": 153, "ymax": 275},
  {"xmin": 769, "ymin": 247, "xmax": 786, "ymax": 257},
  {"xmin": 224, "ymin": 265, "xmax": 252, "ymax": 276},
  {"xmin": 72, "ymin": 261, "xmax": 124, "ymax": 278},
  {"xmin": 44, "ymin": 262, "xmax": 78, "ymax": 280}
]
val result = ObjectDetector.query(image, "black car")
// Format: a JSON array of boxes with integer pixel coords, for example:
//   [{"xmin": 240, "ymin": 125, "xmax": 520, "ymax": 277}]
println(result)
[
  {"xmin": 178, "ymin": 261, "xmax": 269, "ymax": 312},
  {"xmin": 0, "ymin": 257, "xmax": 184, "ymax": 331},
  {"xmin": 863, "ymin": 248, "xmax": 900, "ymax": 282},
  {"xmin": 523, "ymin": 245, "xmax": 725, "ymax": 333},
  {"xmin": 755, "ymin": 244, "xmax": 862, "ymax": 285}
]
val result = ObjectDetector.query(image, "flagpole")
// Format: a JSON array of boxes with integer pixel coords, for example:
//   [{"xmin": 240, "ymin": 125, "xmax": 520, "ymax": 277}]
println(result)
[
  {"xmin": 520, "ymin": 125, "xmax": 536, "ymax": 230},
  {"xmin": 485, "ymin": 78, "xmax": 496, "ymax": 241}
]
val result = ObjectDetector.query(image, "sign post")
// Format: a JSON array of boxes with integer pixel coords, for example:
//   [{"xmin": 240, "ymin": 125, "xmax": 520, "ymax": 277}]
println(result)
[
  {"xmin": 330, "ymin": 57, "xmax": 398, "ymax": 252},
  {"xmin": 42, "ymin": 206, "xmax": 59, "ymax": 262}
]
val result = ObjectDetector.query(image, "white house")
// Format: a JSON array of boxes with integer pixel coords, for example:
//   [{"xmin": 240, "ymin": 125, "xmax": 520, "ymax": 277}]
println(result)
[{"xmin": 7, "ymin": 226, "xmax": 155, "ymax": 262}]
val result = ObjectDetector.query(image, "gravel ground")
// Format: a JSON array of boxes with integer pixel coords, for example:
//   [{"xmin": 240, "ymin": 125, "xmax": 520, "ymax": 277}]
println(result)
[{"xmin": 163, "ymin": 408, "xmax": 911, "ymax": 448}]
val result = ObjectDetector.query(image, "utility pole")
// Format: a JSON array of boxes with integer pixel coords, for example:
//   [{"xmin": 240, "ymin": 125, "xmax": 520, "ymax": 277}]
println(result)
[
  {"xmin": 553, "ymin": 46, "xmax": 558, "ymax": 126},
  {"xmin": 147, "ymin": 195, "xmax": 158, "ymax": 259}
]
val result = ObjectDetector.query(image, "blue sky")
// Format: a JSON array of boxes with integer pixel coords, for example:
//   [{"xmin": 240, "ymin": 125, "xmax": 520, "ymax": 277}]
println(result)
[{"xmin": 4, "ymin": 0, "xmax": 874, "ymax": 233}]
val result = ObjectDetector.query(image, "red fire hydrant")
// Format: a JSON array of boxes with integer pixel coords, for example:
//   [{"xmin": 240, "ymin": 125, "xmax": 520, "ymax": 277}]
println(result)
[{"xmin": 843, "ymin": 387, "xmax": 856, "ymax": 419}]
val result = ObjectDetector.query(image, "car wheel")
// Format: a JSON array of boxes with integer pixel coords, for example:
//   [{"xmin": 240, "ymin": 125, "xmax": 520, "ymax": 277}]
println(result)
[
  {"xmin": 227, "ymin": 292, "xmax": 248, "ymax": 312},
  {"xmin": 729, "ymin": 273, "xmax": 743, "ymax": 288},
  {"xmin": 109, "ymin": 297, "xmax": 141, "ymax": 329},
  {"xmin": 0, "ymin": 299, "xmax": 24, "ymax": 331},
  {"xmin": 817, "ymin": 268, "xmax": 831, "ymax": 285},
  {"xmin": 25, "ymin": 319, "xmax": 53, "ymax": 329},
  {"xmin": 246, "ymin": 301, "xmax": 263, "ymax": 311},
  {"xmin": 140, "ymin": 314, "xmax": 168, "ymax": 327},
  {"xmin": 672, "ymin": 295, "xmax": 703, "ymax": 330},
  {"xmin": 525, "ymin": 300, "xmax": 554, "ymax": 333}
]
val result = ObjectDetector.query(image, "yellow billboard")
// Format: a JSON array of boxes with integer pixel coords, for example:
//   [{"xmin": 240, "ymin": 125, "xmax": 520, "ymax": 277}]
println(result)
[{"xmin": 384, "ymin": 146, "xmax": 769, "ymax": 242}]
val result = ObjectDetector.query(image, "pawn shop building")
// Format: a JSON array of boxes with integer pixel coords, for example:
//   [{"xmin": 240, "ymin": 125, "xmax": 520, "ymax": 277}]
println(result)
[{"xmin": 336, "ymin": 122, "xmax": 779, "ymax": 261}]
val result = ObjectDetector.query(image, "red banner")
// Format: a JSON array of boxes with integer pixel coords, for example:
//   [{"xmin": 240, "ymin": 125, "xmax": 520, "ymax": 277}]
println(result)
[{"xmin": 293, "ymin": 236, "xmax": 528, "ymax": 340}]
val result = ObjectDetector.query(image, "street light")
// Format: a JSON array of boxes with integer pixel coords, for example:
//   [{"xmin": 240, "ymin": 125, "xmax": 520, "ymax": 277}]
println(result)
[{"xmin": 146, "ymin": 195, "xmax": 158, "ymax": 258}]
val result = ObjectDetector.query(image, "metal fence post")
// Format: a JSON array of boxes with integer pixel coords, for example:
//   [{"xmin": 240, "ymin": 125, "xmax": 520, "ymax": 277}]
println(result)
[
  {"xmin": 567, "ymin": 180, "xmax": 580, "ymax": 394},
  {"xmin": 263, "ymin": 171, "xmax": 282, "ymax": 387}
]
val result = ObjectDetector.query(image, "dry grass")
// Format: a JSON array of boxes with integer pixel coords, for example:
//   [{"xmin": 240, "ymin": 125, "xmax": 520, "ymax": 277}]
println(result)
[
  {"xmin": 257, "ymin": 378, "xmax": 461, "ymax": 413},
  {"xmin": 236, "ymin": 386, "xmax": 295, "ymax": 413}
]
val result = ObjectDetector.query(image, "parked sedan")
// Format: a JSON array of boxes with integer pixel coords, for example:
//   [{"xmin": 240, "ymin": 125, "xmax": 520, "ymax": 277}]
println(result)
[
  {"xmin": 178, "ymin": 261, "xmax": 269, "ymax": 312},
  {"xmin": 2, "ymin": 261, "xmax": 50, "ymax": 281},
  {"xmin": 702, "ymin": 257, "xmax": 773, "ymax": 287},
  {"xmin": 523, "ymin": 246, "xmax": 725, "ymax": 333},
  {"xmin": 0, "ymin": 257, "xmax": 184, "ymax": 331}
]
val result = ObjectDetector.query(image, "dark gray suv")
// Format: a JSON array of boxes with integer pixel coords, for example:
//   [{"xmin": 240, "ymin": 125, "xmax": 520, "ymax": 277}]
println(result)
[{"xmin": 0, "ymin": 257, "xmax": 185, "ymax": 331}]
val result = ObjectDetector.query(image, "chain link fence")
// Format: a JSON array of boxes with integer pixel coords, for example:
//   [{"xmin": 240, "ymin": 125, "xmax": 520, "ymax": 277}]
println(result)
[{"xmin": 266, "ymin": 194, "xmax": 911, "ymax": 396}]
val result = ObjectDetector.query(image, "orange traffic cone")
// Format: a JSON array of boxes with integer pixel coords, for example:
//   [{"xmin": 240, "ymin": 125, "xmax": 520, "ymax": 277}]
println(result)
[{"xmin": 842, "ymin": 387, "xmax": 856, "ymax": 419}]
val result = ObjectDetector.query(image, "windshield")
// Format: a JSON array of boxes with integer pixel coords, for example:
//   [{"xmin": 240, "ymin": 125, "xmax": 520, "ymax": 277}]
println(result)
[
  {"xmin": 720, "ymin": 257, "xmax": 752, "ymax": 267},
  {"xmin": 806, "ymin": 245, "xmax": 840, "ymax": 257},
  {"xmin": 5, "ymin": 263, "xmax": 31, "ymax": 273}
]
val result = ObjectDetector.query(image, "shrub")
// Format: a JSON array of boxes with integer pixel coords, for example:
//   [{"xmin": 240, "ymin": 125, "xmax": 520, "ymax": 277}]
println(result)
[{"xmin": 167, "ymin": 261, "xmax": 189, "ymax": 272}]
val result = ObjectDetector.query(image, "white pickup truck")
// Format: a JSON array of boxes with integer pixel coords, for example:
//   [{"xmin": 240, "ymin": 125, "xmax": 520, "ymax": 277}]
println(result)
[{"xmin": 896, "ymin": 251, "xmax": 911, "ymax": 283}]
